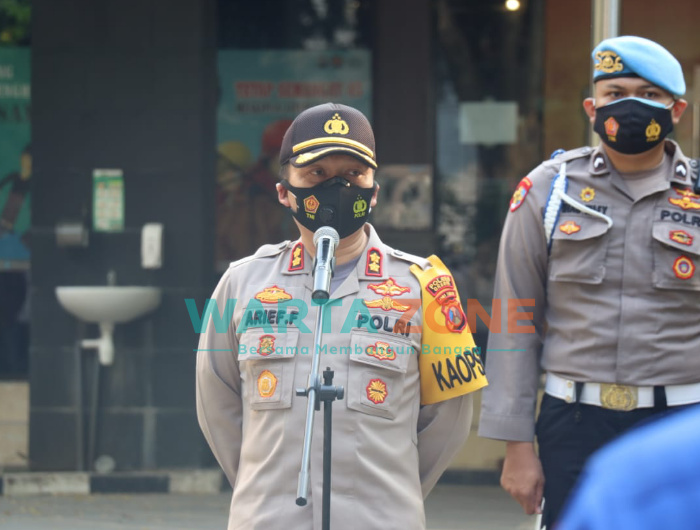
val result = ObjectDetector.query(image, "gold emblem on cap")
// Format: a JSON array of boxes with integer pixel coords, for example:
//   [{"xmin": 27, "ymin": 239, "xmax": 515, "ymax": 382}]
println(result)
[
  {"xmin": 646, "ymin": 119, "xmax": 661, "ymax": 142},
  {"xmin": 595, "ymin": 51, "xmax": 624, "ymax": 74},
  {"xmin": 323, "ymin": 113, "xmax": 350, "ymax": 135}
]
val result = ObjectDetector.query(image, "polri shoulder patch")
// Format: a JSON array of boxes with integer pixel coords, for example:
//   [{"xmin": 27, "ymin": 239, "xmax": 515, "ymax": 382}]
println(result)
[{"xmin": 510, "ymin": 177, "xmax": 532, "ymax": 212}]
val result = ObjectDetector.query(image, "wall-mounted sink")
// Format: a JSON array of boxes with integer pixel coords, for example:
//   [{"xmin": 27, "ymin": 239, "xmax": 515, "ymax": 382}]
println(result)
[
  {"xmin": 55, "ymin": 286, "xmax": 162, "ymax": 365},
  {"xmin": 56, "ymin": 286, "xmax": 161, "ymax": 324}
]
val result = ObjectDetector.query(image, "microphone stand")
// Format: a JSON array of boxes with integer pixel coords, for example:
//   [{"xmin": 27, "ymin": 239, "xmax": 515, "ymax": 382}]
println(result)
[{"xmin": 296, "ymin": 296, "xmax": 344, "ymax": 530}]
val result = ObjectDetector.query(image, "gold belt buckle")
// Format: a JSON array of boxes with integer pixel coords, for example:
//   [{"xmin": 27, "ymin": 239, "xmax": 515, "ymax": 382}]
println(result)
[{"xmin": 600, "ymin": 384, "xmax": 638, "ymax": 411}]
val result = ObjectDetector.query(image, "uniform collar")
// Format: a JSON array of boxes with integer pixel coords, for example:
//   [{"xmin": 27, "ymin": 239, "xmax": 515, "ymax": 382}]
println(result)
[
  {"xmin": 279, "ymin": 224, "xmax": 389, "ymax": 298},
  {"xmin": 589, "ymin": 140, "xmax": 692, "ymax": 200},
  {"xmin": 589, "ymin": 141, "xmax": 691, "ymax": 184}
]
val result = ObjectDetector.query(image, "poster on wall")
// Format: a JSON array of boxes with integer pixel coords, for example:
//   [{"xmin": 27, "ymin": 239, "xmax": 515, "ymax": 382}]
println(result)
[
  {"xmin": 216, "ymin": 49, "xmax": 371, "ymax": 270},
  {"xmin": 0, "ymin": 47, "xmax": 31, "ymax": 269}
]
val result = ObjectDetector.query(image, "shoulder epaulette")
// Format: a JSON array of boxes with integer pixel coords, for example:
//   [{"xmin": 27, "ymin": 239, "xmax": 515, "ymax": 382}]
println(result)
[
  {"xmin": 229, "ymin": 241, "xmax": 290, "ymax": 270},
  {"xmin": 389, "ymin": 248, "xmax": 431, "ymax": 270},
  {"xmin": 546, "ymin": 146, "xmax": 594, "ymax": 166}
]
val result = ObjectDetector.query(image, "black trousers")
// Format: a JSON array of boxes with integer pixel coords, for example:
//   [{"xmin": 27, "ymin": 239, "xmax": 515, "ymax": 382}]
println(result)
[{"xmin": 535, "ymin": 388, "xmax": 684, "ymax": 528}]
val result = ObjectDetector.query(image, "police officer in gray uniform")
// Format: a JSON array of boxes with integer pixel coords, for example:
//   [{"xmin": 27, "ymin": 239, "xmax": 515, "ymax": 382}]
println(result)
[
  {"xmin": 479, "ymin": 36, "xmax": 700, "ymax": 527},
  {"xmin": 197, "ymin": 103, "xmax": 486, "ymax": 530}
]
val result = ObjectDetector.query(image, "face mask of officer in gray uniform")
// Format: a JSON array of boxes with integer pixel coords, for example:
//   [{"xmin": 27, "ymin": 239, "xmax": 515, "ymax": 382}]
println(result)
[
  {"xmin": 279, "ymin": 176, "xmax": 377, "ymax": 239},
  {"xmin": 593, "ymin": 97, "xmax": 675, "ymax": 154}
]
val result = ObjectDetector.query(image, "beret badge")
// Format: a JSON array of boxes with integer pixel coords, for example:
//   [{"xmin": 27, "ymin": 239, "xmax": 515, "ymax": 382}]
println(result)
[{"xmin": 595, "ymin": 51, "xmax": 624, "ymax": 74}]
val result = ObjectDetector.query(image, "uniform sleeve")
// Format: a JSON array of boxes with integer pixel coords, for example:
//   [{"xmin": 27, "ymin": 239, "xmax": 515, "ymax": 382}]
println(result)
[
  {"xmin": 417, "ymin": 392, "xmax": 473, "ymax": 498},
  {"xmin": 195, "ymin": 268, "xmax": 243, "ymax": 489},
  {"xmin": 478, "ymin": 172, "xmax": 549, "ymax": 442}
]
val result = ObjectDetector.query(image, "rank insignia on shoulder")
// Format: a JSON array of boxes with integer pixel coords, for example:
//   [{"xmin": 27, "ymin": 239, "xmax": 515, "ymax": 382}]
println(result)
[
  {"xmin": 366, "ymin": 378, "xmax": 388, "ymax": 404},
  {"xmin": 257, "ymin": 370, "xmax": 278, "ymax": 398},
  {"xmin": 364, "ymin": 296, "xmax": 411, "ymax": 312},
  {"xmin": 673, "ymin": 256, "xmax": 695, "ymax": 280},
  {"xmin": 510, "ymin": 177, "xmax": 532, "ymax": 212},
  {"xmin": 258, "ymin": 335, "xmax": 276, "ymax": 356},
  {"xmin": 593, "ymin": 154, "xmax": 606, "ymax": 170},
  {"xmin": 670, "ymin": 230, "xmax": 693, "ymax": 246},
  {"xmin": 580, "ymin": 187, "xmax": 595, "ymax": 202},
  {"xmin": 675, "ymin": 163, "xmax": 688, "ymax": 179},
  {"xmin": 289, "ymin": 242, "xmax": 305, "ymax": 271},
  {"xmin": 668, "ymin": 196, "xmax": 700, "ymax": 211},
  {"xmin": 367, "ymin": 277, "xmax": 410, "ymax": 296},
  {"xmin": 559, "ymin": 220, "xmax": 581, "ymax": 235},
  {"xmin": 366, "ymin": 341, "xmax": 396, "ymax": 361},
  {"xmin": 255, "ymin": 286, "xmax": 293, "ymax": 303},
  {"xmin": 366, "ymin": 247, "xmax": 383, "ymax": 276}
]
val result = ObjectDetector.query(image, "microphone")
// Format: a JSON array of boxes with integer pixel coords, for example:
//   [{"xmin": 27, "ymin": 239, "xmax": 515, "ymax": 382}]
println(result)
[{"xmin": 312, "ymin": 226, "xmax": 340, "ymax": 302}]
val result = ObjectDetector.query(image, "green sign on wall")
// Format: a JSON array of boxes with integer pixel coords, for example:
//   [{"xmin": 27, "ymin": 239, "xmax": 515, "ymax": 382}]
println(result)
[{"xmin": 93, "ymin": 169, "xmax": 125, "ymax": 232}]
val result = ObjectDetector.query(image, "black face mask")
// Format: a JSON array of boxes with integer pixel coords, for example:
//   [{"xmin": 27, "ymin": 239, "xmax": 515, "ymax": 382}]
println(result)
[
  {"xmin": 594, "ymin": 97, "xmax": 674, "ymax": 155},
  {"xmin": 281, "ymin": 176, "xmax": 377, "ymax": 239}
]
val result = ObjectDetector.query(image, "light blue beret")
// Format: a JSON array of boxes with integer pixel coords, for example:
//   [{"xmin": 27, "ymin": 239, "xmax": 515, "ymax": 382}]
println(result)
[{"xmin": 592, "ymin": 35, "xmax": 685, "ymax": 97}]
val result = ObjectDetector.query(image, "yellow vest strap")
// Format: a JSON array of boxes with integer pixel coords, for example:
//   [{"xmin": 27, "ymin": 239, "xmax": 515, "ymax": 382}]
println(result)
[{"xmin": 409, "ymin": 255, "xmax": 488, "ymax": 405}]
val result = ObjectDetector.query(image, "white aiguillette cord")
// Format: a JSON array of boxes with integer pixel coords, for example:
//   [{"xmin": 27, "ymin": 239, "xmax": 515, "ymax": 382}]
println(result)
[{"xmin": 544, "ymin": 161, "xmax": 614, "ymax": 248}]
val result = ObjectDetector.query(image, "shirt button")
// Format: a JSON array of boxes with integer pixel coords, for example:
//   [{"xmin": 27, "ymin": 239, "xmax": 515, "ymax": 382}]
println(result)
[
  {"xmin": 565, "ymin": 395, "xmax": 573, "ymax": 403},
  {"xmin": 567, "ymin": 381, "xmax": 573, "ymax": 388}
]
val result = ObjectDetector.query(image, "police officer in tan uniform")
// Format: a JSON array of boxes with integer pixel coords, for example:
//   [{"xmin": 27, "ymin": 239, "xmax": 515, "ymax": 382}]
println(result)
[
  {"xmin": 479, "ymin": 36, "xmax": 700, "ymax": 527},
  {"xmin": 197, "ymin": 103, "xmax": 487, "ymax": 530}
]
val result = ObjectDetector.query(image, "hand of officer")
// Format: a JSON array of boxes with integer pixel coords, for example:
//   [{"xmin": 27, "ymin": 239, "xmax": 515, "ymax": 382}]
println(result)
[{"xmin": 501, "ymin": 441, "xmax": 544, "ymax": 515}]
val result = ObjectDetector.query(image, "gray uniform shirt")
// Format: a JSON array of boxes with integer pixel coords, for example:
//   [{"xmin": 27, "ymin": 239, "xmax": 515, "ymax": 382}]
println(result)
[
  {"xmin": 479, "ymin": 141, "xmax": 700, "ymax": 442},
  {"xmin": 197, "ymin": 224, "xmax": 474, "ymax": 530}
]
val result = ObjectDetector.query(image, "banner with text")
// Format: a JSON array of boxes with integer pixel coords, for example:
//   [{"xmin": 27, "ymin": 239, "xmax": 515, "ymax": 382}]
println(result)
[{"xmin": 215, "ymin": 49, "xmax": 371, "ymax": 270}]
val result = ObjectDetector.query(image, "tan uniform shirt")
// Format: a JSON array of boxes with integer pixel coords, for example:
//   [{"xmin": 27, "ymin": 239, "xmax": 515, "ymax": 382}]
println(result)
[
  {"xmin": 479, "ymin": 141, "xmax": 700, "ymax": 442},
  {"xmin": 197, "ymin": 225, "xmax": 475, "ymax": 530}
]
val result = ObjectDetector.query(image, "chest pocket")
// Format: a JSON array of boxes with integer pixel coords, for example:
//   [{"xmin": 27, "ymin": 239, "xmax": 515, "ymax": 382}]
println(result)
[
  {"xmin": 548, "ymin": 215, "xmax": 612, "ymax": 284},
  {"xmin": 651, "ymin": 221, "xmax": 700, "ymax": 291},
  {"xmin": 346, "ymin": 329, "xmax": 414, "ymax": 420},
  {"xmin": 238, "ymin": 329, "xmax": 299, "ymax": 410}
]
